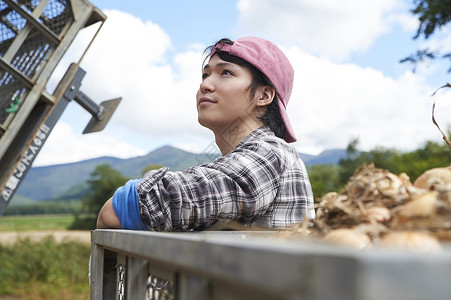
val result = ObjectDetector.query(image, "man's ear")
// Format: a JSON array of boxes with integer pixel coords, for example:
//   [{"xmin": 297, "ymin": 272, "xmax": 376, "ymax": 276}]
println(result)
[{"xmin": 256, "ymin": 86, "xmax": 276, "ymax": 106}]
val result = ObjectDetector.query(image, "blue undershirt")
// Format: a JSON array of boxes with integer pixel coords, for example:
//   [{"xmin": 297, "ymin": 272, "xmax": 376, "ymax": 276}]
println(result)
[{"xmin": 112, "ymin": 179, "xmax": 147, "ymax": 230}]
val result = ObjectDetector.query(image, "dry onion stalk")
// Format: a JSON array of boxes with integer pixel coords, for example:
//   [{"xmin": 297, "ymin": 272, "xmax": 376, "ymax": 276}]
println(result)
[{"xmin": 282, "ymin": 165, "xmax": 451, "ymax": 251}]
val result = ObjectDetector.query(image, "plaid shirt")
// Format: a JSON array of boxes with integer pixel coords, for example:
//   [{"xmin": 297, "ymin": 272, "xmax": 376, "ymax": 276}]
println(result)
[{"xmin": 137, "ymin": 126, "xmax": 314, "ymax": 231}]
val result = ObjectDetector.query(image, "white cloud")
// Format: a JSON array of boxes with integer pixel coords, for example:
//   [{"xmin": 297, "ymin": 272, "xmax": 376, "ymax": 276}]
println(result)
[
  {"xmin": 236, "ymin": 0, "xmax": 411, "ymax": 61},
  {"xmin": 40, "ymin": 10, "xmax": 213, "ymax": 165},
  {"xmin": 389, "ymin": 8, "xmax": 419, "ymax": 33},
  {"xmin": 285, "ymin": 47, "xmax": 451, "ymax": 154},
  {"xmin": 34, "ymin": 122, "xmax": 147, "ymax": 166},
  {"xmin": 36, "ymin": 4, "xmax": 451, "ymax": 167},
  {"xmin": 75, "ymin": 10, "xmax": 205, "ymax": 137}
]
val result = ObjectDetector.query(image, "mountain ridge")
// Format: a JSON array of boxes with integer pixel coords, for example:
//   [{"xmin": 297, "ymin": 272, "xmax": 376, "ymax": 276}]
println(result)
[{"xmin": 12, "ymin": 145, "xmax": 347, "ymax": 203}]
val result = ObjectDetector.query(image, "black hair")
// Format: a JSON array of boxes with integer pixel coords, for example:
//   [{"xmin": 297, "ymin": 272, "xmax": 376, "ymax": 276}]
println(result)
[{"xmin": 203, "ymin": 38, "xmax": 285, "ymax": 138}]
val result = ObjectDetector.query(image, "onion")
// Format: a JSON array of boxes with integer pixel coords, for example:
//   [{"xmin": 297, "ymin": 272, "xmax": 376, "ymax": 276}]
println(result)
[
  {"xmin": 376, "ymin": 173, "xmax": 405, "ymax": 198},
  {"xmin": 323, "ymin": 228, "xmax": 370, "ymax": 249},
  {"xmin": 378, "ymin": 231, "xmax": 442, "ymax": 252},
  {"xmin": 363, "ymin": 206, "xmax": 391, "ymax": 222},
  {"xmin": 414, "ymin": 167, "xmax": 451, "ymax": 190},
  {"xmin": 398, "ymin": 191, "xmax": 438, "ymax": 218}
]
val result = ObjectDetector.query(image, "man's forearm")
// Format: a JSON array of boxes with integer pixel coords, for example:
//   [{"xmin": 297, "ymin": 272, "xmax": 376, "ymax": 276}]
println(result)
[{"xmin": 97, "ymin": 198, "xmax": 122, "ymax": 229}]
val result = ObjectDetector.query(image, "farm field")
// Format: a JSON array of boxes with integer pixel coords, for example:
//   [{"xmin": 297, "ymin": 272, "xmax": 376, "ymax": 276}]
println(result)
[
  {"xmin": 0, "ymin": 214, "xmax": 76, "ymax": 232},
  {"xmin": 0, "ymin": 215, "xmax": 91, "ymax": 299}
]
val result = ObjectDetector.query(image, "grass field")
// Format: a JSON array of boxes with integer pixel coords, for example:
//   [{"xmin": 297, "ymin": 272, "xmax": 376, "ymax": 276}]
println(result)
[
  {"xmin": 0, "ymin": 236, "xmax": 91, "ymax": 299},
  {"xmin": 0, "ymin": 214, "xmax": 91, "ymax": 299},
  {"xmin": 0, "ymin": 214, "xmax": 75, "ymax": 231}
]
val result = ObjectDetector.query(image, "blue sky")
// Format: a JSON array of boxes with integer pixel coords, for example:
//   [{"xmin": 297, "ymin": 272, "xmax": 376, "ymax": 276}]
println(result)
[
  {"xmin": 35, "ymin": 0, "xmax": 451, "ymax": 166},
  {"xmin": 90, "ymin": 0, "xmax": 239, "ymax": 50}
]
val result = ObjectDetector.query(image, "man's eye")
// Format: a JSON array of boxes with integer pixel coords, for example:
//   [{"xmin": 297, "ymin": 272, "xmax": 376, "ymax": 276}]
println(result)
[
  {"xmin": 202, "ymin": 73, "xmax": 209, "ymax": 80},
  {"xmin": 222, "ymin": 70, "xmax": 233, "ymax": 75}
]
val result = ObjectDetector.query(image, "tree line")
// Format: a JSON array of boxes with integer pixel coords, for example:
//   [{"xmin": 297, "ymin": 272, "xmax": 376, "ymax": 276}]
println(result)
[
  {"xmin": 5, "ymin": 0, "xmax": 451, "ymax": 226},
  {"xmin": 309, "ymin": 137, "xmax": 450, "ymax": 201},
  {"xmin": 67, "ymin": 136, "xmax": 450, "ymax": 230},
  {"xmin": 69, "ymin": 163, "xmax": 163, "ymax": 230}
]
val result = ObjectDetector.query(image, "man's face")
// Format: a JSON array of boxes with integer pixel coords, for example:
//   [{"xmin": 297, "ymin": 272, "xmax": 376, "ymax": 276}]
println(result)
[{"xmin": 196, "ymin": 54, "xmax": 257, "ymax": 133}]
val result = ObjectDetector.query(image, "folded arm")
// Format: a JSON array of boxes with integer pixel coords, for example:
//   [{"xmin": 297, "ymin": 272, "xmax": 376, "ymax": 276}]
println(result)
[{"xmin": 97, "ymin": 197, "xmax": 122, "ymax": 229}]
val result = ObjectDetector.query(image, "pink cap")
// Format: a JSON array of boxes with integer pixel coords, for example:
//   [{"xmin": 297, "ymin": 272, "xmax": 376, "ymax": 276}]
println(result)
[{"xmin": 210, "ymin": 36, "xmax": 296, "ymax": 143}]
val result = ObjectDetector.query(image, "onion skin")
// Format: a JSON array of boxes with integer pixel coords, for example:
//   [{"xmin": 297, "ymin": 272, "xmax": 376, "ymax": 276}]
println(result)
[
  {"xmin": 398, "ymin": 191, "xmax": 438, "ymax": 218},
  {"xmin": 323, "ymin": 228, "xmax": 370, "ymax": 249},
  {"xmin": 378, "ymin": 231, "xmax": 442, "ymax": 253},
  {"xmin": 364, "ymin": 206, "xmax": 391, "ymax": 222},
  {"xmin": 303, "ymin": 166, "xmax": 451, "ymax": 249},
  {"xmin": 414, "ymin": 167, "xmax": 451, "ymax": 190}
]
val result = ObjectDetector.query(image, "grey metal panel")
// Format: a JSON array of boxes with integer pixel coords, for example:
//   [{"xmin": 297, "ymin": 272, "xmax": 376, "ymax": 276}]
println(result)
[
  {"xmin": 126, "ymin": 257, "xmax": 148, "ymax": 300},
  {"xmin": 91, "ymin": 230, "xmax": 451, "ymax": 300},
  {"xmin": 355, "ymin": 252, "xmax": 451, "ymax": 300},
  {"xmin": 90, "ymin": 231, "xmax": 105, "ymax": 300},
  {"xmin": 177, "ymin": 274, "xmax": 210, "ymax": 300},
  {"xmin": 78, "ymin": 95, "xmax": 122, "ymax": 134}
]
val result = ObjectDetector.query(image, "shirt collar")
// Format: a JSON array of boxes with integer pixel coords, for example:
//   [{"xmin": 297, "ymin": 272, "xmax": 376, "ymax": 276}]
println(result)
[{"xmin": 236, "ymin": 125, "xmax": 275, "ymax": 147}]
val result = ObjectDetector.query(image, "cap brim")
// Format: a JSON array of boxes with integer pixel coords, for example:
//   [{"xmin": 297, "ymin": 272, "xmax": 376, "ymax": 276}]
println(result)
[{"xmin": 278, "ymin": 100, "xmax": 297, "ymax": 143}]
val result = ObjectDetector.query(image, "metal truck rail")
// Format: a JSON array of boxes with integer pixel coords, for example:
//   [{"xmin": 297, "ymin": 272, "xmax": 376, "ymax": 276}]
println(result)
[{"xmin": 90, "ymin": 229, "xmax": 451, "ymax": 300}]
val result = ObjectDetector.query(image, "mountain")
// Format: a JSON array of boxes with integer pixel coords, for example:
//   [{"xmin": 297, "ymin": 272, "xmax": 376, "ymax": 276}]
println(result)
[
  {"xmin": 14, "ymin": 146, "xmax": 204, "ymax": 202},
  {"xmin": 113, "ymin": 145, "xmax": 214, "ymax": 177},
  {"xmin": 18, "ymin": 156, "xmax": 123, "ymax": 202},
  {"xmin": 12, "ymin": 145, "xmax": 347, "ymax": 203},
  {"xmin": 302, "ymin": 149, "xmax": 348, "ymax": 165}
]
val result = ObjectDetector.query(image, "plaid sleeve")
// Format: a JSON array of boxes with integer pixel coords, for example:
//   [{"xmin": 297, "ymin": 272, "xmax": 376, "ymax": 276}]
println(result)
[{"xmin": 136, "ymin": 146, "xmax": 283, "ymax": 231}]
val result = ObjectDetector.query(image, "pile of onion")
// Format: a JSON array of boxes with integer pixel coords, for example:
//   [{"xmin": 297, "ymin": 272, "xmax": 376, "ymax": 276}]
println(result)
[{"xmin": 284, "ymin": 165, "xmax": 451, "ymax": 252}]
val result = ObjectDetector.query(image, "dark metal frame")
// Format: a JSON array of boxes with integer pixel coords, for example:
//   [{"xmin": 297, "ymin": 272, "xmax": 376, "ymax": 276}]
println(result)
[{"xmin": 0, "ymin": 0, "xmax": 120, "ymax": 215}]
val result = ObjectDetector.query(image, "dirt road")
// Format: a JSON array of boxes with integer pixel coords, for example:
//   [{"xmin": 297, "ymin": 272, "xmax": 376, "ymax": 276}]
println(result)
[{"xmin": 0, "ymin": 230, "xmax": 91, "ymax": 245}]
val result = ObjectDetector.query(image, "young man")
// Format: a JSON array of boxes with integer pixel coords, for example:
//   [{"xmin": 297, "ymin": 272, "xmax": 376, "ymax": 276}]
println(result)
[{"xmin": 97, "ymin": 36, "xmax": 314, "ymax": 231}]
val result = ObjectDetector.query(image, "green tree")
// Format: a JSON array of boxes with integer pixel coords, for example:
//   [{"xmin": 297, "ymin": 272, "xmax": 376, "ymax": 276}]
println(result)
[
  {"xmin": 335, "ymin": 138, "xmax": 450, "ymax": 187},
  {"xmin": 401, "ymin": 0, "xmax": 451, "ymax": 72},
  {"xmin": 346, "ymin": 137, "xmax": 360, "ymax": 158},
  {"xmin": 69, "ymin": 164, "xmax": 129, "ymax": 230},
  {"xmin": 390, "ymin": 140, "xmax": 451, "ymax": 180},
  {"xmin": 337, "ymin": 138, "xmax": 367, "ymax": 186},
  {"xmin": 308, "ymin": 164, "xmax": 341, "ymax": 201}
]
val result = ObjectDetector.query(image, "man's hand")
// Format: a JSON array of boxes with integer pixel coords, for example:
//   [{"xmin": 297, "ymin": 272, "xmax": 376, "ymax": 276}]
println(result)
[{"xmin": 97, "ymin": 198, "xmax": 122, "ymax": 229}]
